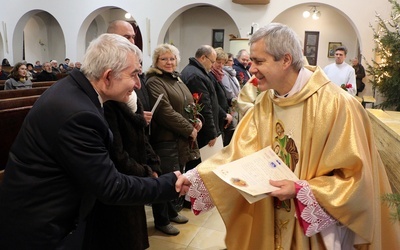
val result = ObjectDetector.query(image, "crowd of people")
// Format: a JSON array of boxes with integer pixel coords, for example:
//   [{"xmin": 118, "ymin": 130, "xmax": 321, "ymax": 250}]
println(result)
[
  {"xmin": 1, "ymin": 57, "xmax": 82, "ymax": 89},
  {"xmin": 0, "ymin": 20, "xmax": 398, "ymax": 250}
]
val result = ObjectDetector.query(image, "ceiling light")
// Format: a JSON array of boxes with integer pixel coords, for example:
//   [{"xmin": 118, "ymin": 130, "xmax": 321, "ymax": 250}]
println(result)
[
  {"xmin": 303, "ymin": 11, "xmax": 311, "ymax": 18},
  {"xmin": 303, "ymin": 6, "xmax": 321, "ymax": 20},
  {"xmin": 125, "ymin": 13, "xmax": 132, "ymax": 19}
]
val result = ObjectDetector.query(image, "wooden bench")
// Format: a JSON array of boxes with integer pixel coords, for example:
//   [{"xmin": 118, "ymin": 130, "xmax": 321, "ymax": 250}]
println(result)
[
  {"xmin": 355, "ymin": 95, "xmax": 376, "ymax": 108},
  {"xmin": 0, "ymin": 80, "xmax": 5, "ymax": 90},
  {"xmin": 0, "ymin": 80, "xmax": 55, "ymax": 90},
  {"xmin": 32, "ymin": 81, "xmax": 56, "ymax": 88},
  {"xmin": 362, "ymin": 95, "xmax": 376, "ymax": 108},
  {"xmin": 0, "ymin": 106, "xmax": 32, "ymax": 170},
  {"xmin": 0, "ymin": 87, "xmax": 49, "ymax": 99},
  {"xmin": 0, "ymin": 83, "xmax": 53, "ymax": 173},
  {"xmin": 0, "ymin": 96, "xmax": 40, "ymax": 110}
]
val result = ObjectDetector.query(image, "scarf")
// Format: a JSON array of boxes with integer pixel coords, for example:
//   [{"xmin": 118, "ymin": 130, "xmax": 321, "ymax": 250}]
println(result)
[
  {"xmin": 211, "ymin": 66, "xmax": 224, "ymax": 83},
  {"xmin": 127, "ymin": 90, "xmax": 138, "ymax": 113}
]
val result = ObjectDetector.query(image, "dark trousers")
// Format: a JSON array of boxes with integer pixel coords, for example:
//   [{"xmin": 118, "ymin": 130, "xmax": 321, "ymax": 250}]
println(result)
[
  {"xmin": 152, "ymin": 201, "xmax": 178, "ymax": 226},
  {"xmin": 185, "ymin": 158, "xmax": 201, "ymax": 172}
]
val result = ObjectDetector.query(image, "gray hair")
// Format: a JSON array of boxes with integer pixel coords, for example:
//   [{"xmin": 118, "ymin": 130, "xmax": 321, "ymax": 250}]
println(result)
[
  {"xmin": 81, "ymin": 33, "xmax": 142, "ymax": 81},
  {"xmin": 152, "ymin": 43, "xmax": 181, "ymax": 67},
  {"xmin": 195, "ymin": 45, "xmax": 214, "ymax": 58},
  {"xmin": 250, "ymin": 23, "xmax": 304, "ymax": 71},
  {"xmin": 236, "ymin": 49, "xmax": 249, "ymax": 59}
]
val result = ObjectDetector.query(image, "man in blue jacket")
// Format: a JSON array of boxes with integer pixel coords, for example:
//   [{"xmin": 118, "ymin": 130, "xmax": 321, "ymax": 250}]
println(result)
[{"xmin": 0, "ymin": 33, "xmax": 189, "ymax": 249}]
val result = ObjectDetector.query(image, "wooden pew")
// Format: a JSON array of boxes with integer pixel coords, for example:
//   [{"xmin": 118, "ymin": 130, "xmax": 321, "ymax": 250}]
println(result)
[
  {"xmin": 0, "ymin": 106, "xmax": 32, "ymax": 170},
  {"xmin": 362, "ymin": 95, "xmax": 376, "ymax": 108},
  {"xmin": 0, "ymin": 81, "xmax": 53, "ymax": 173},
  {"xmin": 0, "ymin": 87, "xmax": 49, "ymax": 99},
  {"xmin": 0, "ymin": 80, "xmax": 5, "ymax": 90},
  {"xmin": 32, "ymin": 81, "xmax": 56, "ymax": 88},
  {"xmin": 0, "ymin": 96, "xmax": 40, "ymax": 110},
  {"xmin": 0, "ymin": 80, "xmax": 55, "ymax": 90}
]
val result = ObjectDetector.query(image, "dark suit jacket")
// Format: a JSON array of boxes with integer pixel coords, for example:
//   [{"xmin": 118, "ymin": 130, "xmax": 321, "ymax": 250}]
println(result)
[
  {"xmin": 0, "ymin": 69, "xmax": 179, "ymax": 249},
  {"xmin": 180, "ymin": 57, "xmax": 221, "ymax": 148}
]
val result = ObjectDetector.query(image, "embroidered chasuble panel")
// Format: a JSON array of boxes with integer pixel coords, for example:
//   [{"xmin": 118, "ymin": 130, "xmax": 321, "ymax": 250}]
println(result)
[
  {"xmin": 272, "ymin": 102, "xmax": 303, "ymax": 175},
  {"xmin": 272, "ymin": 102, "xmax": 303, "ymax": 249}
]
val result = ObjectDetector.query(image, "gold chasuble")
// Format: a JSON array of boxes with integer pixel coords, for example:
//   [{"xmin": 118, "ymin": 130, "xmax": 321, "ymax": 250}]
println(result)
[{"xmin": 198, "ymin": 66, "xmax": 400, "ymax": 249}]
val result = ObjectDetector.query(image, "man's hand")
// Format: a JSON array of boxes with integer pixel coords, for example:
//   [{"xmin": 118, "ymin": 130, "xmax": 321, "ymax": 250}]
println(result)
[
  {"xmin": 194, "ymin": 119, "xmax": 202, "ymax": 131},
  {"xmin": 224, "ymin": 113, "xmax": 233, "ymax": 128},
  {"xmin": 190, "ymin": 128, "xmax": 198, "ymax": 140},
  {"xmin": 174, "ymin": 172, "xmax": 191, "ymax": 196},
  {"xmin": 269, "ymin": 180, "xmax": 296, "ymax": 200},
  {"xmin": 143, "ymin": 111, "xmax": 152, "ymax": 125},
  {"xmin": 208, "ymin": 137, "xmax": 217, "ymax": 147}
]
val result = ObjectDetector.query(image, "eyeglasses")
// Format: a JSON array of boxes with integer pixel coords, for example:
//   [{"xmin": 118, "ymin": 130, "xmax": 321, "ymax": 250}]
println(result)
[
  {"xmin": 205, "ymin": 56, "xmax": 215, "ymax": 64},
  {"xmin": 159, "ymin": 57, "xmax": 176, "ymax": 62}
]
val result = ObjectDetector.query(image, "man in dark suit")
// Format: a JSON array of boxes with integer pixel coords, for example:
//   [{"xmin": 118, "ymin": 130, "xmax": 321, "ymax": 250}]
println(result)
[
  {"xmin": 0, "ymin": 33, "xmax": 189, "ymax": 249},
  {"xmin": 180, "ymin": 45, "xmax": 221, "ymax": 172},
  {"xmin": 36, "ymin": 61, "xmax": 57, "ymax": 81}
]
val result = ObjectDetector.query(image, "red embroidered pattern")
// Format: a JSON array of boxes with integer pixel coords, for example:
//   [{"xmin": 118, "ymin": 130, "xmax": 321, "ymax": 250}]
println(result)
[
  {"xmin": 184, "ymin": 168, "xmax": 215, "ymax": 215},
  {"xmin": 295, "ymin": 180, "xmax": 337, "ymax": 236}
]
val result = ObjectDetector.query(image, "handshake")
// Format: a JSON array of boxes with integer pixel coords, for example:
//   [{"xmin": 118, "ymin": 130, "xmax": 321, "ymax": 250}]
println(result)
[{"xmin": 174, "ymin": 171, "xmax": 192, "ymax": 196}]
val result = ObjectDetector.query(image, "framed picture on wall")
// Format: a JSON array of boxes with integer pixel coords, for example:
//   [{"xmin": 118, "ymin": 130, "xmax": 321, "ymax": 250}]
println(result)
[
  {"xmin": 212, "ymin": 29, "xmax": 224, "ymax": 48},
  {"xmin": 328, "ymin": 42, "xmax": 342, "ymax": 58},
  {"xmin": 304, "ymin": 31, "xmax": 319, "ymax": 66}
]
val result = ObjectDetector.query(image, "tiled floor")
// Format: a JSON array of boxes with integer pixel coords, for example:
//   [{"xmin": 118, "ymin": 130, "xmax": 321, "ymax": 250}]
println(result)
[{"xmin": 145, "ymin": 205, "xmax": 226, "ymax": 250}]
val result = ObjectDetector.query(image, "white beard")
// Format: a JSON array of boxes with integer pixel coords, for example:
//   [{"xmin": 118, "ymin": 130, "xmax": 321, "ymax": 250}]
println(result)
[{"xmin": 127, "ymin": 91, "xmax": 138, "ymax": 113}]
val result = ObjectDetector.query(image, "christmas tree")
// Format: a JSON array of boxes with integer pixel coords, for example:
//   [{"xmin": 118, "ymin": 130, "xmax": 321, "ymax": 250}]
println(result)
[
  {"xmin": 366, "ymin": 0, "xmax": 400, "ymax": 111},
  {"xmin": 367, "ymin": 0, "xmax": 400, "ymax": 221}
]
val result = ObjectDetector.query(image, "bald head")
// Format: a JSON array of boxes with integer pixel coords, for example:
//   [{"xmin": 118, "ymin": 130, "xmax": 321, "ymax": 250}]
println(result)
[{"xmin": 107, "ymin": 20, "xmax": 136, "ymax": 44}]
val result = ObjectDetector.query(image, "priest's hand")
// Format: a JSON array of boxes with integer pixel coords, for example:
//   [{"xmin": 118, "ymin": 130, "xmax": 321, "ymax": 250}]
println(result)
[
  {"xmin": 174, "ymin": 172, "xmax": 191, "ymax": 196},
  {"xmin": 269, "ymin": 180, "xmax": 296, "ymax": 200}
]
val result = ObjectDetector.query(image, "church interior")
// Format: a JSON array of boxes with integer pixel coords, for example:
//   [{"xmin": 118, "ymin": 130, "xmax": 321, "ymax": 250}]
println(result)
[{"xmin": 0, "ymin": 0, "xmax": 399, "ymax": 249}]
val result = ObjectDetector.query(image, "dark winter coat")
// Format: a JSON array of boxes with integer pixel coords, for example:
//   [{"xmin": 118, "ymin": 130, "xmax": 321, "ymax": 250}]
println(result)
[
  {"xmin": 209, "ymin": 72, "xmax": 229, "ymax": 132},
  {"xmin": 84, "ymin": 100, "xmax": 161, "ymax": 250},
  {"xmin": 146, "ymin": 67, "xmax": 200, "ymax": 167},
  {"xmin": 0, "ymin": 69, "xmax": 179, "ymax": 249},
  {"xmin": 180, "ymin": 57, "xmax": 221, "ymax": 148},
  {"xmin": 36, "ymin": 70, "xmax": 57, "ymax": 81},
  {"xmin": 233, "ymin": 58, "xmax": 251, "ymax": 84}
]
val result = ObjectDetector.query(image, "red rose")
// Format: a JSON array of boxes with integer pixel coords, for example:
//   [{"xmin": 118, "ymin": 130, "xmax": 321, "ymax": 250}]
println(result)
[
  {"xmin": 346, "ymin": 83, "xmax": 352, "ymax": 88},
  {"xmin": 192, "ymin": 93, "xmax": 199, "ymax": 101},
  {"xmin": 250, "ymin": 77, "xmax": 258, "ymax": 87}
]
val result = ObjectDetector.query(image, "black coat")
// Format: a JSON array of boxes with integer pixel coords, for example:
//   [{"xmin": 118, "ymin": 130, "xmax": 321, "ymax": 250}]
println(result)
[
  {"xmin": 36, "ymin": 70, "xmax": 57, "ymax": 81},
  {"xmin": 233, "ymin": 58, "xmax": 250, "ymax": 84},
  {"xmin": 0, "ymin": 69, "xmax": 179, "ymax": 249},
  {"xmin": 209, "ymin": 72, "xmax": 229, "ymax": 131},
  {"xmin": 180, "ymin": 57, "xmax": 221, "ymax": 148},
  {"xmin": 84, "ymin": 100, "xmax": 161, "ymax": 250}
]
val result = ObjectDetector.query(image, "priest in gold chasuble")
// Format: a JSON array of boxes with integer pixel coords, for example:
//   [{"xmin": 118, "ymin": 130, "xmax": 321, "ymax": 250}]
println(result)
[{"xmin": 185, "ymin": 23, "xmax": 400, "ymax": 250}]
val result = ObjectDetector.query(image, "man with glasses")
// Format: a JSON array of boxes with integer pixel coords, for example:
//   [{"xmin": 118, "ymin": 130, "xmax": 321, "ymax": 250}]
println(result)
[{"xmin": 180, "ymin": 45, "xmax": 221, "ymax": 173}]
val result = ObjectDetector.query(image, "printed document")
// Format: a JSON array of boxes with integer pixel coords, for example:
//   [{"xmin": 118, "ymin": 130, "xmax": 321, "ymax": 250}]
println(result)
[{"xmin": 213, "ymin": 146, "xmax": 299, "ymax": 203}]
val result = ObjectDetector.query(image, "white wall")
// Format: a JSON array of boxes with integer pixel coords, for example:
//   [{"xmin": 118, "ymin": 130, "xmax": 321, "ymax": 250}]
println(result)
[
  {"xmin": 274, "ymin": 4, "xmax": 358, "ymax": 69},
  {"xmin": 0, "ymin": 0, "xmax": 394, "ymax": 96},
  {"xmin": 169, "ymin": 6, "xmax": 239, "ymax": 71}
]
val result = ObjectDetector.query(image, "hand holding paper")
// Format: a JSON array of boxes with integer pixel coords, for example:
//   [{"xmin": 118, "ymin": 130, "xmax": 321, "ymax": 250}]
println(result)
[
  {"xmin": 212, "ymin": 146, "xmax": 299, "ymax": 203},
  {"xmin": 269, "ymin": 179, "xmax": 296, "ymax": 201}
]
